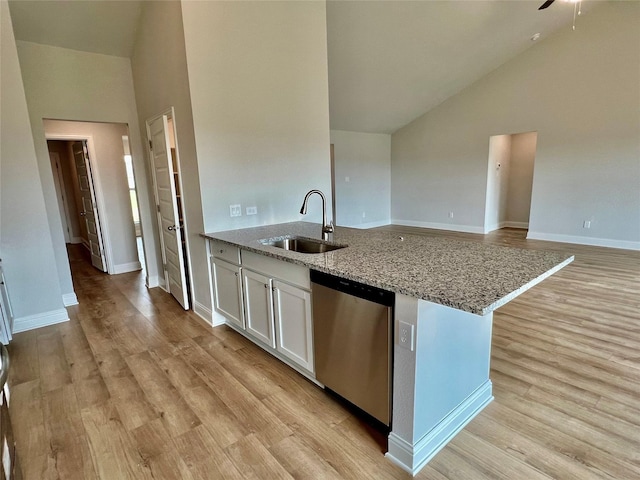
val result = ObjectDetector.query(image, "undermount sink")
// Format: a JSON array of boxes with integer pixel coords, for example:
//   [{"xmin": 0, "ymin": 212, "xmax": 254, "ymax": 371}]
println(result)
[{"xmin": 263, "ymin": 237, "xmax": 346, "ymax": 254}]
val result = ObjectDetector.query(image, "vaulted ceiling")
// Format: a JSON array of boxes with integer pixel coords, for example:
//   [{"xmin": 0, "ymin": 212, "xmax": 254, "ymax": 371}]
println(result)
[{"xmin": 8, "ymin": 0, "xmax": 601, "ymax": 134}]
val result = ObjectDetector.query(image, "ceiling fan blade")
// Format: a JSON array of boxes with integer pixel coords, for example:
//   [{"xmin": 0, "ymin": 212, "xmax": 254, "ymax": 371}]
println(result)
[{"xmin": 538, "ymin": 0, "xmax": 556, "ymax": 10}]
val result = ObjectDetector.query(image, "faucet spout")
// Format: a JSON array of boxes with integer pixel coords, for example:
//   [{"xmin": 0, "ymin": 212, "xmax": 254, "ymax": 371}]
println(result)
[{"xmin": 299, "ymin": 189, "xmax": 334, "ymax": 240}]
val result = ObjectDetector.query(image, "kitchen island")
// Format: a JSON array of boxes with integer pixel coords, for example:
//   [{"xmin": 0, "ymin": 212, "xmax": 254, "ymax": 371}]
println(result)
[{"xmin": 203, "ymin": 222, "xmax": 573, "ymax": 475}]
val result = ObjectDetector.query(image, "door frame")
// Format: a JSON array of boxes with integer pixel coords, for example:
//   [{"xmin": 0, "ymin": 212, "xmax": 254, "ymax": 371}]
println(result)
[
  {"xmin": 145, "ymin": 107, "xmax": 194, "ymax": 307},
  {"xmin": 45, "ymin": 133, "xmax": 114, "ymax": 274}
]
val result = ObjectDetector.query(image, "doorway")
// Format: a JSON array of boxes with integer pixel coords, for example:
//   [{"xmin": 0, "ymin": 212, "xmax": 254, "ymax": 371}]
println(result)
[
  {"xmin": 45, "ymin": 119, "xmax": 144, "ymax": 277},
  {"xmin": 145, "ymin": 109, "xmax": 191, "ymax": 310},
  {"xmin": 47, "ymin": 138, "xmax": 108, "ymax": 271},
  {"xmin": 484, "ymin": 131, "xmax": 537, "ymax": 233}
]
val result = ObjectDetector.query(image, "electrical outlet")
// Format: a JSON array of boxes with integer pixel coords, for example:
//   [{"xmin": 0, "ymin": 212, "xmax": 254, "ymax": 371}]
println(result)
[
  {"xmin": 449, "ymin": 211, "xmax": 454, "ymax": 219},
  {"xmin": 583, "ymin": 220, "xmax": 591, "ymax": 229},
  {"xmin": 399, "ymin": 321, "xmax": 415, "ymax": 351},
  {"xmin": 229, "ymin": 204, "xmax": 242, "ymax": 217},
  {"xmin": 246, "ymin": 206, "xmax": 257, "ymax": 215},
  {"xmin": 362, "ymin": 212, "xmax": 366, "ymax": 219},
  {"xmin": 345, "ymin": 176, "xmax": 350, "ymax": 183}
]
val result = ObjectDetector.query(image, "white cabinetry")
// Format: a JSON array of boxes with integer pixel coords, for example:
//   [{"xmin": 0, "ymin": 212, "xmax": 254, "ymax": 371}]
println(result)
[
  {"xmin": 242, "ymin": 269, "xmax": 275, "ymax": 348},
  {"xmin": 273, "ymin": 280, "xmax": 313, "ymax": 372},
  {"xmin": 209, "ymin": 241, "xmax": 315, "ymax": 376},
  {"xmin": 210, "ymin": 241, "xmax": 244, "ymax": 329}
]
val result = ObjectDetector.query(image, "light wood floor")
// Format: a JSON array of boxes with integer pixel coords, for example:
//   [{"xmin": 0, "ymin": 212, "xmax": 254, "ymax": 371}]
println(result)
[{"xmin": 8, "ymin": 228, "xmax": 640, "ymax": 479}]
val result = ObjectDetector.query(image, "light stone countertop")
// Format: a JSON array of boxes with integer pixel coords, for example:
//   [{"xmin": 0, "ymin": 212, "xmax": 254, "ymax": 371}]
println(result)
[{"xmin": 203, "ymin": 222, "xmax": 574, "ymax": 316}]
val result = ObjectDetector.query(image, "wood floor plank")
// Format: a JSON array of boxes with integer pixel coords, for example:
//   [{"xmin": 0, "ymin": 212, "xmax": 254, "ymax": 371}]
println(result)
[
  {"xmin": 464, "ymin": 411, "xmax": 608, "ymax": 480},
  {"xmin": 80, "ymin": 400, "xmax": 154, "ymax": 480},
  {"xmin": 269, "ymin": 433, "xmax": 344, "ymax": 480},
  {"xmin": 225, "ymin": 433, "xmax": 294, "ymax": 480},
  {"xmin": 37, "ymin": 329, "xmax": 73, "ymax": 393},
  {"xmin": 124, "ymin": 351, "xmax": 202, "ymax": 438},
  {"xmin": 171, "ymin": 424, "xmax": 245, "ymax": 479},
  {"xmin": 7, "ymin": 231, "xmax": 639, "ymax": 479}
]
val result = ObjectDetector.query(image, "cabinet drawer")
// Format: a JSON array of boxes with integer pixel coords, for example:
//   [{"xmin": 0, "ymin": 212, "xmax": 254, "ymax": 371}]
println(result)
[
  {"xmin": 241, "ymin": 250, "xmax": 310, "ymax": 290},
  {"xmin": 210, "ymin": 240, "xmax": 240, "ymax": 265}
]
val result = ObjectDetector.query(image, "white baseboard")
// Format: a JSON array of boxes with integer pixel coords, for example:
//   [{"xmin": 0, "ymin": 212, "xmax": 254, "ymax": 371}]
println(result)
[
  {"xmin": 527, "ymin": 231, "xmax": 640, "ymax": 251},
  {"xmin": 69, "ymin": 237, "xmax": 84, "ymax": 244},
  {"xmin": 193, "ymin": 301, "xmax": 214, "ymax": 325},
  {"xmin": 484, "ymin": 221, "xmax": 529, "ymax": 233},
  {"xmin": 12, "ymin": 308, "xmax": 70, "ymax": 334},
  {"xmin": 386, "ymin": 380, "xmax": 493, "ymax": 475},
  {"xmin": 62, "ymin": 292, "xmax": 78, "ymax": 306},
  {"xmin": 112, "ymin": 261, "xmax": 142, "ymax": 274},
  {"xmin": 146, "ymin": 274, "xmax": 160, "ymax": 288},
  {"xmin": 346, "ymin": 220, "xmax": 391, "ymax": 229},
  {"xmin": 502, "ymin": 221, "xmax": 529, "ymax": 229},
  {"xmin": 211, "ymin": 308, "xmax": 228, "ymax": 327},
  {"xmin": 392, "ymin": 219, "xmax": 484, "ymax": 234}
]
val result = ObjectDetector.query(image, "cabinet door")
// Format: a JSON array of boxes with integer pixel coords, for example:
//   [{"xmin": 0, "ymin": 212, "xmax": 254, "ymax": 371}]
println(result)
[
  {"xmin": 242, "ymin": 270, "xmax": 275, "ymax": 348},
  {"xmin": 273, "ymin": 280, "xmax": 314, "ymax": 373},
  {"xmin": 211, "ymin": 258, "xmax": 244, "ymax": 329}
]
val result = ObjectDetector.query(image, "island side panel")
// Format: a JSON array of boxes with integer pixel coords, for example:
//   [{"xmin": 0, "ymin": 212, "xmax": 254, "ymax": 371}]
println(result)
[{"xmin": 388, "ymin": 296, "xmax": 494, "ymax": 475}]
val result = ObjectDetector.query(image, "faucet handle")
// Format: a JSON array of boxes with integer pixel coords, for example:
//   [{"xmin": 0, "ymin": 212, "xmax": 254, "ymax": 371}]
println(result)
[{"xmin": 324, "ymin": 221, "xmax": 334, "ymax": 233}]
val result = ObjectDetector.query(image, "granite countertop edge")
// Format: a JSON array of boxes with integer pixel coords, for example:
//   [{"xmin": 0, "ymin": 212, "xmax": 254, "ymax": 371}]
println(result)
[{"xmin": 202, "ymin": 222, "xmax": 574, "ymax": 316}]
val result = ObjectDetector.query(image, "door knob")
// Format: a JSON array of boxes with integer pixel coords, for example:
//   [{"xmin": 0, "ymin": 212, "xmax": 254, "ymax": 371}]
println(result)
[
  {"xmin": 79, "ymin": 211, "xmax": 86, "ymax": 217},
  {"xmin": 168, "ymin": 225, "xmax": 179, "ymax": 231}
]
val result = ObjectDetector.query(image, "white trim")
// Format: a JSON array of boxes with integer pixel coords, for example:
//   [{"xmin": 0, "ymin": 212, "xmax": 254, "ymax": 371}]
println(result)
[
  {"xmin": 112, "ymin": 261, "xmax": 142, "ymax": 274},
  {"xmin": 146, "ymin": 274, "xmax": 160, "ymax": 288},
  {"xmin": 392, "ymin": 219, "xmax": 485, "ymax": 234},
  {"xmin": 527, "ymin": 231, "xmax": 640, "ymax": 251},
  {"xmin": 347, "ymin": 220, "xmax": 391, "ymax": 229},
  {"xmin": 484, "ymin": 221, "xmax": 529, "ymax": 233},
  {"xmin": 484, "ymin": 223, "xmax": 501, "ymax": 234},
  {"xmin": 12, "ymin": 308, "xmax": 69, "ymax": 334},
  {"xmin": 194, "ymin": 300, "xmax": 214, "ymax": 325},
  {"xmin": 386, "ymin": 380, "xmax": 493, "ymax": 475},
  {"xmin": 62, "ymin": 293, "xmax": 78, "ymax": 306},
  {"xmin": 503, "ymin": 221, "xmax": 528, "ymax": 229}
]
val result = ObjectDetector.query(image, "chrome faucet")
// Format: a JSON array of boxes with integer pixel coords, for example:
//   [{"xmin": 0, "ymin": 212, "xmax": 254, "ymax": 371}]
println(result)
[{"xmin": 299, "ymin": 189, "xmax": 334, "ymax": 240}]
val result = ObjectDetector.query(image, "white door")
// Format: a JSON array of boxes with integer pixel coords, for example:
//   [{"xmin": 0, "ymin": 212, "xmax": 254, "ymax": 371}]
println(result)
[
  {"xmin": 273, "ymin": 280, "xmax": 314, "ymax": 372},
  {"xmin": 72, "ymin": 141, "xmax": 107, "ymax": 272},
  {"xmin": 242, "ymin": 269, "xmax": 275, "ymax": 348},
  {"xmin": 147, "ymin": 115, "xmax": 189, "ymax": 309},
  {"xmin": 211, "ymin": 258, "xmax": 244, "ymax": 329}
]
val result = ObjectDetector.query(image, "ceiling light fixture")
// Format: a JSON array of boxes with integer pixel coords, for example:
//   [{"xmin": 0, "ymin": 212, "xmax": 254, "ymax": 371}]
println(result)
[{"xmin": 531, "ymin": 33, "xmax": 541, "ymax": 41}]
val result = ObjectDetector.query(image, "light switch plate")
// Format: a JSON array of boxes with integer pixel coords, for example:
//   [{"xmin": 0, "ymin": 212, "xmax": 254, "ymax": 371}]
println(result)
[{"xmin": 229, "ymin": 204, "xmax": 242, "ymax": 217}]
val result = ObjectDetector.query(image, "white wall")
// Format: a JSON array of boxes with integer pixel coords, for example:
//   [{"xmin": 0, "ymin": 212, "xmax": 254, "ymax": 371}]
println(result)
[
  {"xmin": 44, "ymin": 120, "xmax": 140, "ymax": 273},
  {"xmin": 15, "ymin": 41, "xmax": 161, "ymax": 293},
  {"xmin": 181, "ymin": 1, "xmax": 332, "ymax": 232},
  {"xmin": 0, "ymin": 0, "xmax": 67, "ymax": 328},
  {"xmin": 131, "ymin": 0, "xmax": 210, "ymax": 317},
  {"xmin": 507, "ymin": 132, "xmax": 536, "ymax": 226},
  {"xmin": 392, "ymin": 2, "xmax": 640, "ymax": 248},
  {"xmin": 330, "ymin": 130, "xmax": 391, "ymax": 228}
]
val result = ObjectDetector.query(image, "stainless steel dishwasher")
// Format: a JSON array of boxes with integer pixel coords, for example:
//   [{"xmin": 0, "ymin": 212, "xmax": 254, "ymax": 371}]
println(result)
[{"xmin": 311, "ymin": 270, "xmax": 394, "ymax": 426}]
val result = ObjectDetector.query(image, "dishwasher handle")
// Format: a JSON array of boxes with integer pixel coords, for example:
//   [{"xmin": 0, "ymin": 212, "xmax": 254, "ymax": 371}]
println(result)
[{"xmin": 310, "ymin": 270, "xmax": 394, "ymax": 307}]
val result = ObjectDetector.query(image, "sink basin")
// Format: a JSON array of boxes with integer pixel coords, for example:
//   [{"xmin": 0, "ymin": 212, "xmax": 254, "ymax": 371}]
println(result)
[{"xmin": 264, "ymin": 237, "xmax": 346, "ymax": 254}]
